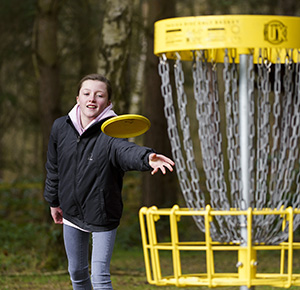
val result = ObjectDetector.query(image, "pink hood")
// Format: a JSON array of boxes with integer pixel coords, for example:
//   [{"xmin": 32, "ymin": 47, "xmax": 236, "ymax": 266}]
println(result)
[{"xmin": 68, "ymin": 103, "xmax": 117, "ymax": 135}]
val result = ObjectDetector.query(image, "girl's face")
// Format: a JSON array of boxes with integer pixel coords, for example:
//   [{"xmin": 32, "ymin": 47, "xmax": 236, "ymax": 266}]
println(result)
[{"xmin": 77, "ymin": 80, "xmax": 111, "ymax": 128}]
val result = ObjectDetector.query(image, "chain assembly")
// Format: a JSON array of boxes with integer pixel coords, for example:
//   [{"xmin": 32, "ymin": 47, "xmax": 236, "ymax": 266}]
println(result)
[{"xmin": 159, "ymin": 49, "xmax": 300, "ymax": 245}]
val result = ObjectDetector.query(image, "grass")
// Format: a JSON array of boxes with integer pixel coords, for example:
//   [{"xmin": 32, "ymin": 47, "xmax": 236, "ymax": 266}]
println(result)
[
  {"xmin": 2, "ymin": 179, "xmax": 300, "ymax": 289},
  {"xmin": 1, "ymin": 218, "xmax": 300, "ymax": 289},
  {"xmin": 1, "ymin": 247, "xmax": 300, "ymax": 289}
]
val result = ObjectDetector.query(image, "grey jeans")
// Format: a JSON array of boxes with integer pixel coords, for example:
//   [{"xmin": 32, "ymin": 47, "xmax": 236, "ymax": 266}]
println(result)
[{"xmin": 63, "ymin": 224, "xmax": 117, "ymax": 290}]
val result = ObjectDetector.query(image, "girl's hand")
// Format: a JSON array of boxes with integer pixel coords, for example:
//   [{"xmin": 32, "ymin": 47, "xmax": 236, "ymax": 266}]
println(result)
[
  {"xmin": 50, "ymin": 207, "xmax": 63, "ymax": 224},
  {"xmin": 149, "ymin": 153, "xmax": 175, "ymax": 175}
]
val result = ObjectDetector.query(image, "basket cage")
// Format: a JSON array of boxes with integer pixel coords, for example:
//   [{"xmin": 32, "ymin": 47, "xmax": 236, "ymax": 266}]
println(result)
[{"xmin": 139, "ymin": 15, "xmax": 300, "ymax": 288}]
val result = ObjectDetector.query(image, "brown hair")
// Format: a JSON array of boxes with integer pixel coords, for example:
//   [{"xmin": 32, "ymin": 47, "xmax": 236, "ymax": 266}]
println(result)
[{"xmin": 77, "ymin": 74, "xmax": 112, "ymax": 101}]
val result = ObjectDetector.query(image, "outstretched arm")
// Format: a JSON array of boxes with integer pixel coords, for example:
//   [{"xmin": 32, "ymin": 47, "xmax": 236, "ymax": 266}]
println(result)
[{"xmin": 149, "ymin": 153, "xmax": 175, "ymax": 175}]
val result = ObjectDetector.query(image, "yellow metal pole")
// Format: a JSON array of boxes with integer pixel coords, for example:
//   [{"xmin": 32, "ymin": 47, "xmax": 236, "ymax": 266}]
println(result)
[
  {"xmin": 280, "ymin": 207, "xmax": 287, "ymax": 275},
  {"xmin": 204, "ymin": 205, "xmax": 214, "ymax": 287},
  {"xmin": 287, "ymin": 207, "xmax": 294, "ymax": 288},
  {"xmin": 170, "ymin": 205, "xmax": 182, "ymax": 286},
  {"xmin": 146, "ymin": 206, "xmax": 162, "ymax": 284},
  {"xmin": 139, "ymin": 207, "xmax": 153, "ymax": 283}
]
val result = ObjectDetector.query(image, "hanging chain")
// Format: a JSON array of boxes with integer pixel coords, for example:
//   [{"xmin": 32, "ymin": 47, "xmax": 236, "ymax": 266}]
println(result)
[
  {"xmin": 292, "ymin": 50, "xmax": 300, "ymax": 234},
  {"xmin": 158, "ymin": 54, "xmax": 192, "ymax": 207},
  {"xmin": 192, "ymin": 50, "xmax": 240, "ymax": 242},
  {"xmin": 254, "ymin": 55, "xmax": 283, "ymax": 244},
  {"xmin": 174, "ymin": 53, "xmax": 206, "ymax": 231},
  {"xmin": 247, "ymin": 53, "xmax": 255, "ymax": 209},
  {"xmin": 158, "ymin": 50, "xmax": 300, "ymax": 245},
  {"xmin": 268, "ymin": 56, "xmax": 282, "ymax": 207},
  {"xmin": 252, "ymin": 50, "xmax": 272, "ymax": 242},
  {"xmin": 174, "ymin": 53, "xmax": 204, "ymax": 205},
  {"xmin": 256, "ymin": 49, "xmax": 271, "ymax": 211},
  {"xmin": 278, "ymin": 51, "xmax": 299, "ymax": 210},
  {"xmin": 272, "ymin": 50, "xmax": 300, "ymax": 244},
  {"xmin": 211, "ymin": 53, "xmax": 240, "ymax": 242},
  {"xmin": 223, "ymin": 50, "xmax": 242, "ymax": 212}
]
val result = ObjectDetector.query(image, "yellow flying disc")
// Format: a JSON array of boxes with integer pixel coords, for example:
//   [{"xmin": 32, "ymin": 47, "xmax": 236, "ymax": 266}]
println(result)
[{"xmin": 101, "ymin": 114, "xmax": 151, "ymax": 138}]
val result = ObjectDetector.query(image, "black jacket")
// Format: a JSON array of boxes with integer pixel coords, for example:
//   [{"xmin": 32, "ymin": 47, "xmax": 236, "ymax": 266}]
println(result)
[{"xmin": 44, "ymin": 115, "xmax": 154, "ymax": 232}]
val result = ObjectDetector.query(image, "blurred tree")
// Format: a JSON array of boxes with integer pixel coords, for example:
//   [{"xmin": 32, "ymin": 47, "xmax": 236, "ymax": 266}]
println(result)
[
  {"xmin": 33, "ymin": 0, "xmax": 62, "ymax": 169},
  {"xmin": 0, "ymin": 0, "xmax": 39, "ymax": 180},
  {"xmin": 280, "ymin": 0, "xmax": 298, "ymax": 15},
  {"xmin": 141, "ymin": 0, "xmax": 179, "ymax": 207},
  {"xmin": 98, "ymin": 0, "xmax": 133, "ymax": 114},
  {"xmin": 64, "ymin": 0, "xmax": 101, "ymax": 78},
  {"xmin": 77, "ymin": 0, "xmax": 99, "ymax": 77},
  {"xmin": 129, "ymin": 0, "xmax": 148, "ymax": 113},
  {"xmin": 55, "ymin": 0, "xmax": 105, "ymax": 113},
  {"xmin": 0, "ymin": 0, "xmax": 299, "ymax": 195}
]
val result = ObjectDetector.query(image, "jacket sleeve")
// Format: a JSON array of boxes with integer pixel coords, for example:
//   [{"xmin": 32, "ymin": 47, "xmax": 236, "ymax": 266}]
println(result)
[
  {"xmin": 44, "ymin": 120, "xmax": 60, "ymax": 207},
  {"xmin": 107, "ymin": 137, "xmax": 155, "ymax": 172}
]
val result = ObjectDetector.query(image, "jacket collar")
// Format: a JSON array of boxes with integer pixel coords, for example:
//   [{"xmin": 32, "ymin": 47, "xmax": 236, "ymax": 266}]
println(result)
[{"xmin": 68, "ymin": 104, "xmax": 117, "ymax": 136}]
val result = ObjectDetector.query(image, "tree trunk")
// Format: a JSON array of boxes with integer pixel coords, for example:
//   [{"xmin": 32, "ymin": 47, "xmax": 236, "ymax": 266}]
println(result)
[
  {"xmin": 33, "ymin": 0, "xmax": 61, "ymax": 173},
  {"xmin": 77, "ymin": 0, "xmax": 99, "ymax": 77},
  {"xmin": 142, "ymin": 0, "xmax": 178, "ymax": 207},
  {"xmin": 277, "ymin": 0, "xmax": 298, "ymax": 15},
  {"xmin": 98, "ymin": 0, "xmax": 133, "ymax": 114}
]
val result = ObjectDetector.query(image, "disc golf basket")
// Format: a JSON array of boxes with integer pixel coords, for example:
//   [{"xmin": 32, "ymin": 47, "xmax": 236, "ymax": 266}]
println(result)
[{"xmin": 139, "ymin": 15, "xmax": 300, "ymax": 289}]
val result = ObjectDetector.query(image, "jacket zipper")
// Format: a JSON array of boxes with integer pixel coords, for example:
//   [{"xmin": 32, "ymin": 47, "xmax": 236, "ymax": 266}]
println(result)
[{"xmin": 73, "ymin": 134, "xmax": 85, "ymax": 221}]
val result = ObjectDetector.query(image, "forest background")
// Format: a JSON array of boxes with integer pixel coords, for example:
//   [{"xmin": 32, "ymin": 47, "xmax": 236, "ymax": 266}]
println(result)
[{"xmin": 1, "ymin": 0, "xmax": 300, "ymax": 286}]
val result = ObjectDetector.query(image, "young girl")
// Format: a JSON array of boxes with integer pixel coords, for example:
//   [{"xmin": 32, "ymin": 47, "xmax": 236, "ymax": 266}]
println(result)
[{"xmin": 44, "ymin": 74, "xmax": 174, "ymax": 289}]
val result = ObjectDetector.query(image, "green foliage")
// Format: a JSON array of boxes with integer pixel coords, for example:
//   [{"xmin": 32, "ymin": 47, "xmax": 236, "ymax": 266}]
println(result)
[
  {"xmin": 1, "ymin": 180, "xmax": 300, "ymax": 290},
  {"xmin": 0, "ymin": 221, "xmax": 47, "ymax": 273},
  {"xmin": 1, "ymin": 247, "xmax": 300, "ymax": 289},
  {"xmin": 0, "ymin": 183, "xmax": 67, "ymax": 274}
]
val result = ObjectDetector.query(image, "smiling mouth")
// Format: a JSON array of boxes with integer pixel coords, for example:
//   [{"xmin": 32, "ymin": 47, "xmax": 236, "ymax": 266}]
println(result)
[{"xmin": 87, "ymin": 105, "xmax": 97, "ymax": 109}]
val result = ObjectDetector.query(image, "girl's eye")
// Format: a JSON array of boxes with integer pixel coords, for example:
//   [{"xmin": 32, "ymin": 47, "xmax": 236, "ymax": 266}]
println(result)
[{"xmin": 97, "ymin": 94, "xmax": 103, "ymax": 98}]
